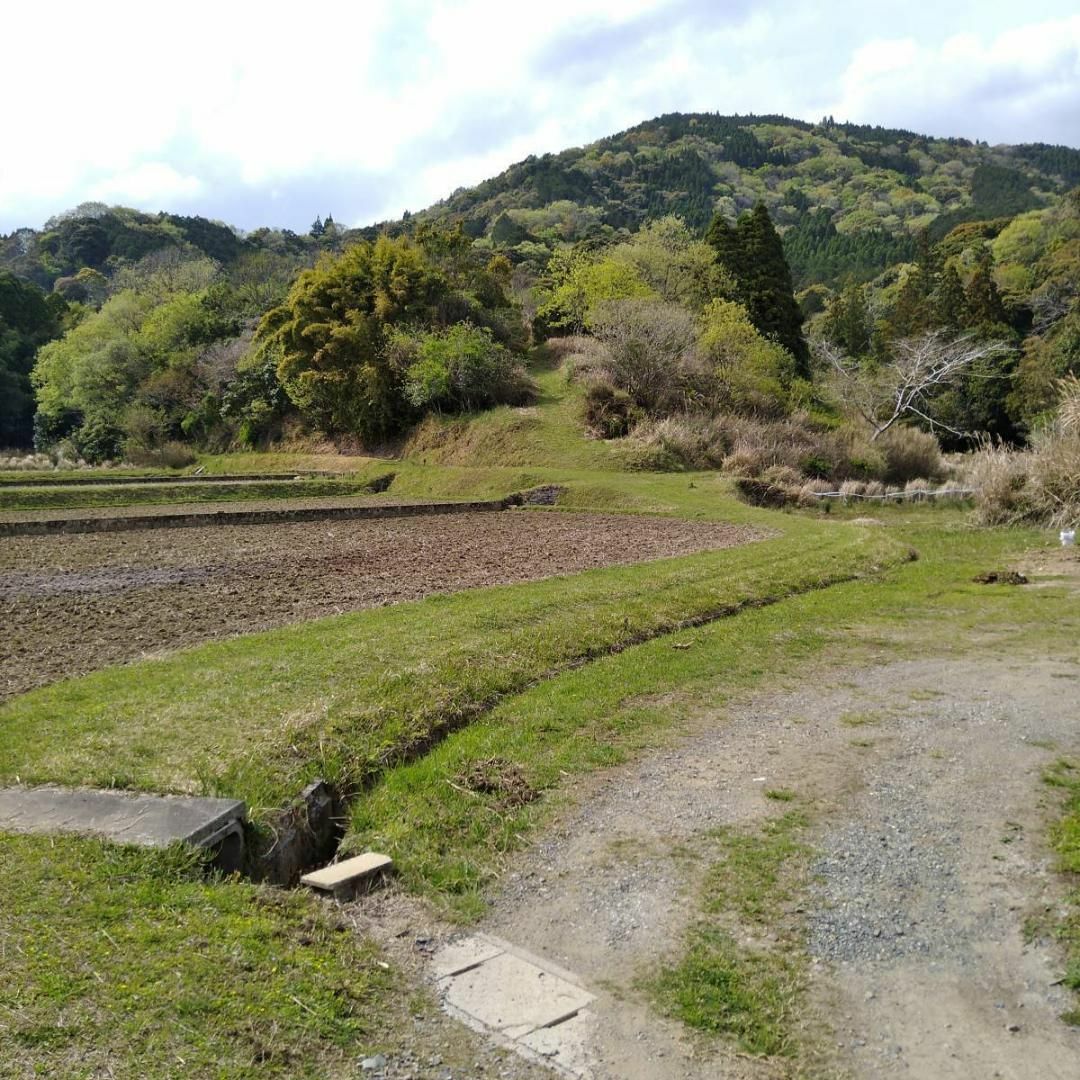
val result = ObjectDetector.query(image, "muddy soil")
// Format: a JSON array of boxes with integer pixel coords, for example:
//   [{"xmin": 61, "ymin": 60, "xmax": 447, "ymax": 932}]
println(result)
[{"xmin": 0, "ymin": 510, "xmax": 756, "ymax": 699}]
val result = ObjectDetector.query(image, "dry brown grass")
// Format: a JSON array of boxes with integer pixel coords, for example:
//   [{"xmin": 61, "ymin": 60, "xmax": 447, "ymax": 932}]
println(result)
[
  {"xmin": 878, "ymin": 426, "xmax": 946, "ymax": 485},
  {"xmin": 972, "ymin": 429, "xmax": 1080, "ymax": 527}
]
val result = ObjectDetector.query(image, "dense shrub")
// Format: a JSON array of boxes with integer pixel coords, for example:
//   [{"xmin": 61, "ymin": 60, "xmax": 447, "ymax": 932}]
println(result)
[
  {"xmin": 397, "ymin": 324, "xmax": 532, "ymax": 414},
  {"xmin": 878, "ymin": 426, "xmax": 946, "ymax": 484},
  {"xmin": 972, "ymin": 431, "xmax": 1080, "ymax": 526},
  {"xmin": 583, "ymin": 381, "xmax": 643, "ymax": 439},
  {"xmin": 589, "ymin": 298, "xmax": 702, "ymax": 413},
  {"xmin": 972, "ymin": 381, "xmax": 1080, "ymax": 525}
]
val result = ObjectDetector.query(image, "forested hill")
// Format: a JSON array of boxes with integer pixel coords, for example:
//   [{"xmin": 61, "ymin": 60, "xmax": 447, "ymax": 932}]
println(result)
[
  {"xmin": 370, "ymin": 113, "xmax": 1080, "ymax": 287},
  {"xmin": 2, "ymin": 112, "xmax": 1078, "ymax": 460},
  {"xmin": 0, "ymin": 204, "xmax": 330, "ymax": 295},
  {"xmin": 4, "ymin": 114, "xmax": 1079, "ymax": 296}
]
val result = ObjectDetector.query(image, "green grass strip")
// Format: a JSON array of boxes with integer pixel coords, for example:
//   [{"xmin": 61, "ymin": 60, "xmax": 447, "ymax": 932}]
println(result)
[
  {"xmin": 1043, "ymin": 758, "xmax": 1080, "ymax": 1023},
  {"xmin": 0, "ymin": 479, "xmax": 381, "ymax": 512},
  {"xmin": 0, "ymin": 833, "xmax": 389, "ymax": 1079},
  {"xmin": 0, "ymin": 522, "xmax": 904, "ymax": 812},
  {"xmin": 346, "ymin": 522, "xmax": 1074, "ymax": 917}
]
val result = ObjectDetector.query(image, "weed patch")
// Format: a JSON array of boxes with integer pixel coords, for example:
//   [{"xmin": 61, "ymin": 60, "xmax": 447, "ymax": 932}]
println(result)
[
  {"xmin": 0, "ymin": 834, "xmax": 392, "ymax": 1078},
  {"xmin": 647, "ymin": 812, "xmax": 811, "ymax": 1058},
  {"xmin": 1041, "ymin": 759, "xmax": 1080, "ymax": 1021}
]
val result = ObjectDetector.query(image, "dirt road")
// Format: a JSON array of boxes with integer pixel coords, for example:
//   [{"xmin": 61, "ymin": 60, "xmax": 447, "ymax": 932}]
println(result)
[{"xmin": 469, "ymin": 649, "xmax": 1080, "ymax": 1078}]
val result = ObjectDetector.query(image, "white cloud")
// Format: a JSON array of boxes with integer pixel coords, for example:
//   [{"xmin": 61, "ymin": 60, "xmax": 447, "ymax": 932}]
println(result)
[
  {"xmin": 1, "ymin": 2, "xmax": 1078, "ymax": 232},
  {"xmin": 88, "ymin": 163, "xmax": 204, "ymax": 205},
  {"xmin": 825, "ymin": 16, "xmax": 1080, "ymax": 143}
]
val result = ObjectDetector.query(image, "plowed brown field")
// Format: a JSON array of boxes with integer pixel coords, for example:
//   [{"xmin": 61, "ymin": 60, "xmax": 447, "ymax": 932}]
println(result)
[{"xmin": 2, "ymin": 509, "xmax": 758, "ymax": 699}]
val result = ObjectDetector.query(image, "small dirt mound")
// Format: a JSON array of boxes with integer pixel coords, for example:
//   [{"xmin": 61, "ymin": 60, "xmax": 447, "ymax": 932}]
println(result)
[
  {"xmin": 973, "ymin": 570, "xmax": 1028, "ymax": 585},
  {"xmin": 455, "ymin": 758, "xmax": 539, "ymax": 810}
]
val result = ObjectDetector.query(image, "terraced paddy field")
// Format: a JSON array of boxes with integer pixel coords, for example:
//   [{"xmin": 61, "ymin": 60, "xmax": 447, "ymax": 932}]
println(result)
[{"xmin": 1, "ymin": 507, "xmax": 758, "ymax": 698}]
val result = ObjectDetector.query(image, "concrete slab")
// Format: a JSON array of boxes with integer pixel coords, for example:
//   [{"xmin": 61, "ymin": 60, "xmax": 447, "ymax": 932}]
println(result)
[
  {"xmin": 435, "ymin": 934, "xmax": 595, "ymax": 1076},
  {"xmin": 432, "ymin": 936, "xmax": 505, "ymax": 979},
  {"xmin": 300, "ymin": 852, "xmax": 392, "ymax": 896},
  {"xmin": 519, "ymin": 1008, "xmax": 596, "ymax": 1077},
  {"xmin": 0, "ymin": 786, "xmax": 246, "ymax": 867}
]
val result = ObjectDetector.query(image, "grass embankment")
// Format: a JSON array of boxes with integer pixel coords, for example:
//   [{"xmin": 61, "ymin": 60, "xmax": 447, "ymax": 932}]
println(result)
[
  {"xmin": 1043, "ymin": 759, "xmax": 1080, "ymax": 1024},
  {"xmin": 0, "ymin": 501, "xmax": 904, "ymax": 810},
  {"xmin": 404, "ymin": 362, "xmax": 631, "ymax": 471},
  {"xmin": 0, "ymin": 478, "xmax": 390, "ymax": 512},
  {"xmin": 347, "ymin": 517, "xmax": 1077, "ymax": 917},
  {"xmin": 0, "ymin": 836, "xmax": 391, "ymax": 1079}
]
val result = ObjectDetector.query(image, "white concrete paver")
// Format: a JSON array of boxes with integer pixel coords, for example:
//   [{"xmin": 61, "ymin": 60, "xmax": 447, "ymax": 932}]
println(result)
[{"xmin": 434, "ymin": 934, "xmax": 596, "ymax": 1078}]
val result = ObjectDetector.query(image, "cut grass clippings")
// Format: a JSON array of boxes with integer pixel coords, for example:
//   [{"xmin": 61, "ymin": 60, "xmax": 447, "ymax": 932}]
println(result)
[{"xmin": 0, "ymin": 833, "xmax": 391, "ymax": 1079}]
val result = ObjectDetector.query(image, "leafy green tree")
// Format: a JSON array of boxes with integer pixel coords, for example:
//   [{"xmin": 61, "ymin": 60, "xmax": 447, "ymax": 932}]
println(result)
[
  {"xmin": 32, "ymin": 272, "xmax": 241, "ymax": 460},
  {"xmin": 610, "ymin": 216, "xmax": 732, "ymax": 312},
  {"xmin": 536, "ymin": 251, "xmax": 655, "ymax": 334},
  {"xmin": 398, "ymin": 324, "xmax": 529, "ymax": 413},
  {"xmin": 255, "ymin": 234, "xmax": 523, "ymax": 440},
  {"xmin": 256, "ymin": 237, "xmax": 443, "ymax": 438},
  {"xmin": 698, "ymin": 299, "xmax": 797, "ymax": 416}
]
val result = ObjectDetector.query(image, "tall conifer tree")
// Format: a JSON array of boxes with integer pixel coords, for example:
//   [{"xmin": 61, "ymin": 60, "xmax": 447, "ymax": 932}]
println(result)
[{"xmin": 705, "ymin": 204, "xmax": 808, "ymax": 375}]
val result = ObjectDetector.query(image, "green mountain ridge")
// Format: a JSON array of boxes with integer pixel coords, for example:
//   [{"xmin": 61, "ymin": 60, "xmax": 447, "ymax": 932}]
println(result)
[
  {"xmin": 4, "ymin": 113, "xmax": 1079, "ymax": 295},
  {"xmin": 2, "ymin": 112, "xmax": 1078, "ymax": 454},
  {"xmin": 383, "ymin": 112, "xmax": 1080, "ymax": 286}
]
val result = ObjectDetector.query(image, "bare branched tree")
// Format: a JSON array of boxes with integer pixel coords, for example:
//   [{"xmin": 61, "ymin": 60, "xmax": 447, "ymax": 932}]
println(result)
[
  {"xmin": 816, "ymin": 331, "xmax": 1012, "ymax": 440},
  {"xmin": 1031, "ymin": 281, "xmax": 1077, "ymax": 334},
  {"xmin": 589, "ymin": 298, "xmax": 701, "ymax": 412}
]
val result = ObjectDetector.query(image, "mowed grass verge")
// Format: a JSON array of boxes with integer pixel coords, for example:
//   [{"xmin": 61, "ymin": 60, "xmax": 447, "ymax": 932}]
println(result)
[
  {"xmin": 0, "ymin": 833, "xmax": 394, "ymax": 1079},
  {"xmin": 1043, "ymin": 758, "xmax": 1080, "ymax": 1024},
  {"xmin": 0, "ymin": 511, "xmax": 906, "ymax": 812},
  {"xmin": 0, "ymin": 477, "xmax": 389, "ymax": 513}
]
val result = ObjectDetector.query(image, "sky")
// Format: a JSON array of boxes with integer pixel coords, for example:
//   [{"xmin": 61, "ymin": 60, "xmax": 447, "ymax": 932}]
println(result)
[{"xmin": 2, "ymin": 0, "xmax": 1079, "ymax": 234}]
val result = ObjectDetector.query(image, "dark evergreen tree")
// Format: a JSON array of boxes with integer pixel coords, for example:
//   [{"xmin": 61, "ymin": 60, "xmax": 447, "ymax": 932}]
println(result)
[
  {"xmin": 706, "ymin": 205, "xmax": 808, "ymax": 374},
  {"xmin": 704, "ymin": 214, "xmax": 741, "ymax": 271},
  {"xmin": 824, "ymin": 283, "xmax": 872, "ymax": 356},
  {"xmin": 934, "ymin": 264, "xmax": 968, "ymax": 330},
  {"xmin": 888, "ymin": 268, "xmax": 934, "ymax": 338},
  {"xmin": 733, "ymin": 204, "xmax": 809, "ymax": 374},
  {"xmin": 965, "ymin": 250, "xmax": 1008, "ymax": 327},
  {"xmin": 310, "ymin": 216, "xmax": 325, "ymax": 238},
  {"xmin": 0, "ymin": 271, "xmax": 65, "ymax": 446}
]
